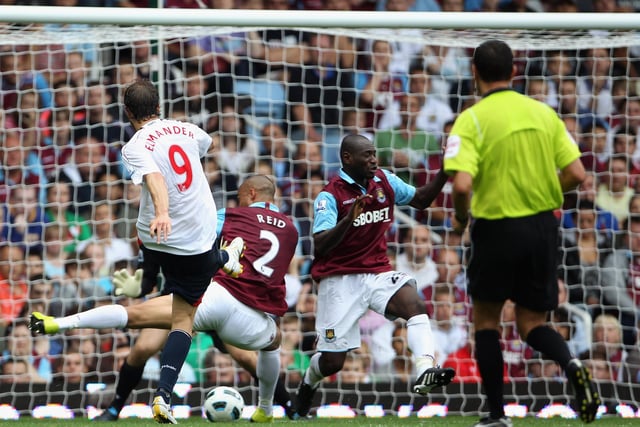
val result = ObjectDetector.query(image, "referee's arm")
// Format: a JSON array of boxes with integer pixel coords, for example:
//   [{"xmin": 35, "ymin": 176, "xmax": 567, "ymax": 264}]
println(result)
[
  {"xmin": 558, "ymin": 158, "xmax": 586, "ymax": 193},
  {"xmin": 451, "ymin": 170, "xmax": 472, "ymax": 233}
]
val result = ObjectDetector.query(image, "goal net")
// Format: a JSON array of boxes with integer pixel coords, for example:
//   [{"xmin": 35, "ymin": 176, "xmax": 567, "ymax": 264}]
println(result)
[{"xmin": 0, "ymin": 6, "xmax": 639, "ymax": 420}]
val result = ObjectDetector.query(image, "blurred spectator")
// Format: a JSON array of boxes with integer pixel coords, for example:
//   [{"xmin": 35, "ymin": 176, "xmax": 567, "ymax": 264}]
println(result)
[
  {"xmin": 612, "ymin": 126, "xmax": 640, "ymax": 180},
  {"xmin": 290, "ymin": 172, "xmax": 324, "ymax": 276},
  {"xmin": 374, "ymin": 93, "xmax": 440, "ymax": 186},
  {"xmin": 524, "ymin": 75, "xmax": 550, "ymax": 104},
  {"xmin": 76, "ymin": 80, "xmax": 132, "ymax": 147},
  {"xmin": 1, "ymin": 184, "xmax": 49, "ymax": 253},
  {"xmin": 596, "ymin": 156, "xmax": 634, "ymax": 224},
  {"xmin": 201, "ymin": 348, "xmax": 236, "ymax": 385},
  {"xmin": 202, "ymin": 154, "xmax": 239, "ymax": 209},
  {"xmin": 42, "ymin": 223, "xmax": 69, "ymax": 281},
  {"xmin": 84, "ymin": 201, "xmax": 134, "ymax": 269},
  {"xmin": 378, "ymin": 58, "xmax": 455, "ymax": 143},
  {"xmin": 43, "ymin": 181, "xmax": 92, "ymax": 254},
  {"xmin": 290, "ymin": 140, "xmax": 325, "ymax": 183},
  {"xmin": 560, "ymin": 172, "xmax": 619, "ymax": 238},
  {"xmin": 557, "ymin": 77, "xmax": 597, "ymax": 130},
  {"xmin": 558, "ymin": 199, "xmax": 613, "ymax": 306},
  {"xmin": 557, "ymin": 278, "xmax": 593, "ymax": 357},
  {"xmin": 629, "ymin": 193, "xmax": 640, "ymax": 218},
  {"xmin": 0, "ymin": 357, "xmax": 47, "ymax": 384},
  {"xmin": 581, "ymin": 314, "xmax": 628, "ymax": 381},
  {"xmin": 611, "ymin": 97, "xmax": 640, "ymax": 167},
  {"xmin": 395, "ymin": 225, "xmax": 438, "ymax": 297},
  {"xmin": 544, "ymin": 50, "xmax": 576, "ymax": 109},
  {"xmin": 175, "ymin": 61, "xmax": 224, "ymax": 133},
  {"xmin": 422, "ymin": 36, "xmax": 472, "ymax": 109},
  {"xmin": 600, "ymin": 222, "xmax": 640, "ymax": 348},
  {"xmin": 52, "ymin": 351, "xmax": 88, "ymax": 385},
  {"xmin": 355, "ymin": 39, "xmax": 406, "ymax": 130},
  {"xmin": 94, "ymin": 170, "xmax": 124, "ymax": 206},
  {"xmin": 22, "ymin": 274, "xmax": 61, "ymax": 319},
  {"xmin": 286, "ymin": 31, "xmax": 356, "ymax": 174},
  {"xmin": 388, "ymin": 321, "xmax": 414, "ymax": 383},
  {"xmin": 579, "ymin": 120, "xmax": 610, "ymax": 174},
  {"xmin": 370, "ymin": 1, "xmax": 429, "ymax": 76},
  {"xmin": 584, "ymin": 348, "xmax": 615, "ymax": 381},
  {"xmin": 242, "ymin": 1, "xmax": 308, "ymax": 79},
  {"xmin": 295, "ymin": 280, "xmax": 317, "ymax": 353},
  {"xmin": 214, "ymin": 104, "xmax": 259, "ymax": 176},
  {"xmin": 433, "ymin": 247, "xmax": 470, "ymax": 319},
  {"xmin": 26, "ymin": 250, "xmax": 45, "ymax": 284},
  {"xmin": 63, "ymin": 51, "xmax": 89, "ymax": 100},
  {"xmin": 0, "ymin": 130, "xmax": 42, "ymax": 203},
  {"xmin": 57, "ymin": 131, "xmax": 110, "ymax": 218},
  {"xmin": 442, "ymin": 331, "xmax": 479, "ymax": 382},
  {"xmin": 115, "ymin": 181, "xmax": 141, "ymax": 243},
  {"xmin": 577, "ymin": 47, "xmax": 614, "ymax": 121},
  {"xmin": 15, "ymin": 87, "xmax": 53, "ymax": 158},
  {"xmin": 259, "ymin": 122, "xmax": 294, "ymax": 184},
  {"xmin": 337, "ymin": 350, "xmax": 370, "ymax": 384},
  {"xmin": 183, "ymin": 25, "xmax": 236, "ymax": 104},
  {"xmin": 280, "ymin": 314, "xmax": 310, "ymax": 384},
  {"xmin": 1, "ymin": 320, "xmax": 51, "ymax": 382},
  {"xmin": 431, "ymin": 284, "xmax": 468, "ymax": 365},
  {"xmin": 500, "ymin": 300, "xmax": 527, "ymax": 379}
]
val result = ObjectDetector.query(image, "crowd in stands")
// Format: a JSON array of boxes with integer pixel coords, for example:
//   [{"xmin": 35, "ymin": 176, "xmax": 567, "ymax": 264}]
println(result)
[{"xmin": 1, "ymin": 0, "xmax": 640, "ymax": 407}]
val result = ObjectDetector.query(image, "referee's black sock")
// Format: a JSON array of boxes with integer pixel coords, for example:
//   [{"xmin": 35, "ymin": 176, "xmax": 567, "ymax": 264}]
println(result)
[
  {"xmin": 525, "ymin": 325, "xmax": 572, "ymax": 370},
  {"xmin": 475, "ymin": 329, "xmax": 504, "ymax": 420},
  {"xmin": 111, "ymin": 360, "xmax": 145, "ymax": 413}
]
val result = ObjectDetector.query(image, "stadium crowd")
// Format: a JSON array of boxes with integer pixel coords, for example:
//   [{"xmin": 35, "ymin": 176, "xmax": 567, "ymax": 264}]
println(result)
[{"xmin": 1, "ymin": 0, "xmax": 640, "ymax": 411}]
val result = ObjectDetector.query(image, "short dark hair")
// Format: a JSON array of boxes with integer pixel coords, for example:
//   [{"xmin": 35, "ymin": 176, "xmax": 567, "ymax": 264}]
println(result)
[
  {"xmin": 123, "ymin": 80, "xmax": 159, "ymax": 121},
  {"xmin": 473, "ymin": 39, "xmax": 513, "ymax": 83}
]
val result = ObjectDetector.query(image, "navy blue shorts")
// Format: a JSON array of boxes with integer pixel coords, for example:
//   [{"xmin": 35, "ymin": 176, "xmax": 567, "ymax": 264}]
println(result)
[
  {"xmin": 467, "ymin": 210, "xmax": 559, "ymax": 312},
  {"xmin": 143, "ymin": 246, "xmax": 221, "ymax": 306}
]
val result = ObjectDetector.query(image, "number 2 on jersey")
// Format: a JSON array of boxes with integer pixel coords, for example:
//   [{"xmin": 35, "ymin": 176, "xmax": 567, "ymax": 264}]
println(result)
[
  {"xmin": 253, "ymin": 230, "xmax": 279, "ymax": 278},
  {"xmin": 168, "ymin": 145, "xmax": 193, "ymax": 192}
]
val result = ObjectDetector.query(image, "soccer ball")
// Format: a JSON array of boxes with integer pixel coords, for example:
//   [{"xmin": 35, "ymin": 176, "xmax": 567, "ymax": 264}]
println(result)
[{"xmin": 203, "ymin": 386, "xmax": 244, "ymax": 422}]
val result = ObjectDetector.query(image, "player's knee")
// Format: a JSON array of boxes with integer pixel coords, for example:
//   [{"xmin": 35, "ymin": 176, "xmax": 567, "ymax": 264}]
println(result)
[
  {"xmin": 319, "ymin": 352, "xmax": 347, "ymax": 376},
  {"xmin": 130, "ymin": 342, "xmax": 162, "ymax": 363},
  {"xmin": 262, "ymin": 328, "xmax": 281, "ymax": 351}
]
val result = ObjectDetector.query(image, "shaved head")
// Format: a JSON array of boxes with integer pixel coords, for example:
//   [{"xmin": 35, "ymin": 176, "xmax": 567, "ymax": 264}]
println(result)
[
  {"xmin": 340, "ymin": 134, "xmax": 372, "ymax": 161},
  {"xmin": 241, "ymin": 174, "xmax": 276, "ymax": 199}
]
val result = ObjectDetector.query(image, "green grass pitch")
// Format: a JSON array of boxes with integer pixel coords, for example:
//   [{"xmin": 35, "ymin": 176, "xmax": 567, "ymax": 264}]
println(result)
[{"xmin": 7, "ymin": 416, "xmax": 637, "ymax": 427}]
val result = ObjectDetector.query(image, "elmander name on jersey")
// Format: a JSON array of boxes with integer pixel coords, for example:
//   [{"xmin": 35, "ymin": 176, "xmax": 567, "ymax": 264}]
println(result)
[
  {"xmin": 144, "ymin": 125, "xmax": 197, "ymax": 151},
  {"xmin": 256, "ymin": 213, "xmax": 287, "ymax": 229}
]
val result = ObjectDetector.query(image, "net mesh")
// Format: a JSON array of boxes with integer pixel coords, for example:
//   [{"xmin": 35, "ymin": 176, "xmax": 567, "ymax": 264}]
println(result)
[{"xmin": 0, "ymin": 20, "xmax": 639, "ymax": 419}]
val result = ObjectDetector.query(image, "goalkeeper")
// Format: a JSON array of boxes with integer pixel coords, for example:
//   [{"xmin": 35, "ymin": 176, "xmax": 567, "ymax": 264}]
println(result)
[{"xmin": 31, "ymin": 175, "xmax": 299, "ymax": 423}]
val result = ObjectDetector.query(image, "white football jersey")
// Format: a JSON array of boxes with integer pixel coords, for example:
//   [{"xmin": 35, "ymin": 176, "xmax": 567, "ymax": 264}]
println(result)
[{"xmin": 122, "ymin": 118, "xmax": 216, "ymax": 255}]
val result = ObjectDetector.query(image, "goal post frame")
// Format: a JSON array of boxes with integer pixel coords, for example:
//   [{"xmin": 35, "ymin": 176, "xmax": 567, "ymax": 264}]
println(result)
[{"xmin": 1, "ymin": 6, "xmax": 639, "ymax": 31}]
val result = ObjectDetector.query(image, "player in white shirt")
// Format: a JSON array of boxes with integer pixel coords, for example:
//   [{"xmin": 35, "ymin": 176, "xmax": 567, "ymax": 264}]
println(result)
[{"xmin": 120, "ymin": 80, "xmax": 244, "ymax": 424}]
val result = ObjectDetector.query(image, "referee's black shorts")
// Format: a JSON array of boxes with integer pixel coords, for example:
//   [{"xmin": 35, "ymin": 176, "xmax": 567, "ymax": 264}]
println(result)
[
  {"xmin": 467, "ymin": 210, "xmax": 559, "ymax": 312},
  {"xmin": 144, "ymin": 246, "xmax": 220, "ymax": 306}
]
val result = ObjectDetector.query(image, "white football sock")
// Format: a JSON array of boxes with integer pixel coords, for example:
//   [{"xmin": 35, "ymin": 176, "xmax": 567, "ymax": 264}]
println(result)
[
  {"xmin": 257, "ymin": 348, "xmax": 280, "ymax": 416},
  {"xmin": 407, "ymin": 314, "xmax": 436, "ymax": 377},
  {"xmin": 56, "ymin": 304, "xmax": 128, "ymax": 330},
  {"xmin": 304, "ymin": 352, "xmax": 324, "ymax": 387}
]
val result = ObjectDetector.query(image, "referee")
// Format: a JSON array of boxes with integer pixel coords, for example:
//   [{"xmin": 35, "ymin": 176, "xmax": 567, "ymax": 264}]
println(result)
[{"xmin": 443, "ymin": 40, "xmax": 600, "ymax": 427}]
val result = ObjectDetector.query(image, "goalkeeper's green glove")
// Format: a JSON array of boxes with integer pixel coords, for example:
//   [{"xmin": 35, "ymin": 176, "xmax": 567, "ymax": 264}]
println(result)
[{"xmin": 113, "ymin": 268, "xmax": 143, "ymax": 297}]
